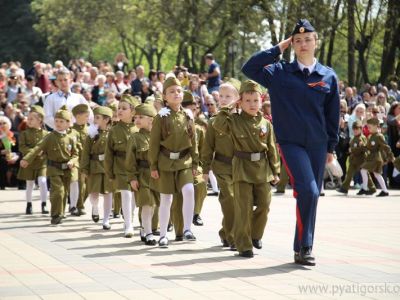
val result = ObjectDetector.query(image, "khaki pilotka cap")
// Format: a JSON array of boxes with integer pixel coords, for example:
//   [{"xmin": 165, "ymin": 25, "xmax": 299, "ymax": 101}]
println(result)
[
  {"xmin": 30, "ymin": 105, "xmax": 45, "ymax": 118},
  {"xmin": 72, "ymin": 104, "xmax": 89, "ymax": 116},
  {"xmin": 55, "ymin": 105, "xmax": 72, "ymax": 121},
  {"xmin": 134, "ymin": 103, "xmax": 157, "ymax": 118},
  {"xmin": 182, "ymin": 91, "xmax": 195, "ymax": 106},
  {"xmin": 120, "ymin": 94, "xmax": 140, "ymax": 107},
  {"xmin": 366, "ymin": 118, "xmax": 380, "ymax": 126},
  {"xmin": 239, "ymin": 80, "xmax": 262, "ymax": 95},
  {"xmin": 163, "ymin": 77, "xmax": 181, "ymax": 92},
  {"xmin": 93, "ymin": 106, "xmax": 113, "ymax": 118}
]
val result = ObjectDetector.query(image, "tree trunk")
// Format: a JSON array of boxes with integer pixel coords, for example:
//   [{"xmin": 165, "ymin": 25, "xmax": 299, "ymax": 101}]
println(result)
[
  {"xmin": 347, "ymin": 0, "xmax": 356, "ymax": 86},
  {"xmin": 379, "ymin": 0, "xmax": 400, "ymax": 84},
  {"xmin": 326, "ymin": 0, "xmax": 342, "ymax": 67}
]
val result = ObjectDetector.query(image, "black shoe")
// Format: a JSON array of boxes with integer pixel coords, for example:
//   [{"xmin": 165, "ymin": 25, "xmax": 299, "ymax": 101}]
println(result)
[
  {"xmin": 252, "ymin": 239, "xmax": 262, "ymax": 249},
  {"xmin": 183, "ymin": 230, "xmax": 196, "ymax": 241},
  {"xmin": 274, "ymin": 190, "xmax": 285, "ymax": 194},
  {"xmin": 92, "ymin": 215, "xmax": 100, "ymax": 223},
  {"xmin": 207, "ymin": 191, "xmax": 219, "ymax": 196},
  {"xmin": 239, "ymin": 250, "xmax": 254, "ymax": 258},
  {"xmin": 376, "ymin": 191, "xmax": 389, "ymax": 197},
  {"xmin": 145, "ymin": 234, "xmax": 157, "ymax": 246},
  {"xmin": 230, "ymin": 244, "xmax": 237, "ymax": 251},
  {"xmin": 26, "ymin": 202, "xmax": 32, "ymax": 215},
  {"xmin": 41, "ymin": 202, "xmax": 49, "ymax": 214},
  {"xmin": 175, "ymin": 235, "xmax": 183, "ymax": 241},
  {"xmin": 102, "ymin": 224, "xmax": 111, "ymax": 230},
  {"xmin": 320, "ymin": 192, "xmax": 325, "ymax": 197},
  {"xmin": 70, "ymin": 207, "xmax": 80, "ymax": 216},
  {"xmin": 113, "ymin": 213, "xmax": 120, "ymax": 218},
  {"xmin": 357, "ymin": 189, "xmax": 374, "ymax": 195},
  {"xmin": 51, "ymin": 215, "xmax": 62, "ymax": 225},
  {"xmin": 336, "ymin": 187, "xmax": 348, "ymax": 195},
  {"xmin": 193, "ymin": 214, "xmax": 204, "ymax": 226},
  {"xmin": 295, "ymin": 247, "xmax": 316, "ymax": 266},
  {"xmin": 221, "ymin": 239, "xmax": 229, "ymax": 247},
  {"xmin": 78, "ymin": 208, "xmax": 86, "ymax": 215},
  {"xmin": 158, "ymin": 236, "xmax": 169, "ymax": 248},
  {"xmin": 167, "ymin": 223, "xmax": 173, "ymax": 232},
  {"xmin": 152, "ymin": 230, "xmax": 160, "ymax": 236}
]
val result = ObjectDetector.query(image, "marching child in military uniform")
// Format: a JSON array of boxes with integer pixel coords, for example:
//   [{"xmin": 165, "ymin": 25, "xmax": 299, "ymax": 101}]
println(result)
[
  {"xmin": 359, "ymin": 118, "xmax": 394, "ymax": 197},
  {"xmin": 149, "ymin": 77, "xmax": 198, "ymax": 248},
  {"xmin": 80, "ymin": 106, "xmax": 114, "ymax": 229},
  {"xmin": 17, "ymin": 105, "xmax": 49, "ymax": 215},
  {"xmin": 213, "ymin": 80, "xmax": 280, "ymax": 258},
  {"xmin": 202, "ymin": 82, "xmax": 238, "ymax": 249},
  {"xmin": 20, "ymin": 106, "xmax": 79, "ymax": 225},
  {"xmin": 104, "ymin": 94, "xmax": 138, "ymax": 237},
  {"xmin": 126, "ymin": 103, "xmax": 159, "ymax": 245},
  {"xmin": 337, "ymin": 120, "xmax": 376, "ymax": 195},
  {"xmin": 69, "ymin": 104, "xmax": 89, "ymax": 216}
]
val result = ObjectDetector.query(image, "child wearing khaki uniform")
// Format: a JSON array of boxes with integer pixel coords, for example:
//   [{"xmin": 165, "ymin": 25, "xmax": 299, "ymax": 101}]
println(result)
[{"xmin": 213, "ymin": 80, "xmax": 280, "ymax": 258}]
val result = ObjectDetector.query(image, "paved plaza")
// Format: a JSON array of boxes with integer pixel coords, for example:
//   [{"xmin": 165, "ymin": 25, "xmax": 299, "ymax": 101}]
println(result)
[{"xmin": 0, "ymin": 188, "xmax": 399, "ymax": 299}]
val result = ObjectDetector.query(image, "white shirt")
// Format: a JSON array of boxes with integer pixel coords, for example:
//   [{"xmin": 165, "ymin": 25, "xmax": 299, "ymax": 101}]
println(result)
[
  {"xmin": 24, "ymin": 86, "xmax": 43, "ymax": 105},
  {"xmin": 297, "ymin": 58, "xmax": 317, "ymax": 74},
  {"xmin": 44, "ymin": 90, "xmax": 94, "ymax": 129}
]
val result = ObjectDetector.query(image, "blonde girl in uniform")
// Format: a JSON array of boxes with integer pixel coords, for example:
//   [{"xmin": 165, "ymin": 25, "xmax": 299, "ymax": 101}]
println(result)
[
  {"xmin": 17, "ymin": 106, "xmax": 49, "ymax": 214},
  {"xmin": 149, "ymin": 77, "xmax": 198, "ymax": 248},
  {"xmin": 81, "ymin": 107, "xmax": 114, "ymax": 229}
]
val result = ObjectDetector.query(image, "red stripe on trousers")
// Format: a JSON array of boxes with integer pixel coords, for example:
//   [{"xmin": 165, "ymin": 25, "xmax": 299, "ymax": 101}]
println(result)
[{"xmin": 278, "ymin": 145, "xmax": 303, "ymax": 244}]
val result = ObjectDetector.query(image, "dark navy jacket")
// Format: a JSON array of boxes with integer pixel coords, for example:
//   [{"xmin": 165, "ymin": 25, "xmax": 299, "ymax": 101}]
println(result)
[{"xmin": 242, "ymin": 45, "xmax": 340, "ymax": 153}]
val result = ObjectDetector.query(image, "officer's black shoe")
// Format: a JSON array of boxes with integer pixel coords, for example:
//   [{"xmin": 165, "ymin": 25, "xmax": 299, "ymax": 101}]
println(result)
[
  {"xmin": 102, "ymin": 224, "xmax": 111, "ymax": 230},
  {"xmin": 295, "ymin": 247, "xmax": 316, "ymax": 266},
  {"xmin": 78, "ymin": 208, "xmax": 86, "ymax": 215},
  {"xmin": 26, "ymin": 202, "xmax": 33, "ymax": 215},
  {"xmin": 113, "ymin": 213, "xmax": 120, "ymax": 218},
  {"xmin": 252, "ymin": 239, "xmax": 262, "ymax": 249},
  {"xmin": 320, "ymin": 192, "xmax": 325, "ymax": 197},
  {"xmin": 193, "ymin": 214, "xmax": 204, "ymax": 226},
  {"xmin": 41, "ymin": 202, "xmax": 49, "ymax": 214},
  {"xmin": 230, "ymin": 244, "xmax": 237, "ymax": 251},
  {"xmin": 167, "ymin": 223, "xmax": 173, "ymax": 232},
  {"xmin": 92, "ymin": 215, "xmax": 100, "ymax": 223},
  {"xmin": 51, "ymin": 215, "xmax": 62, "ymax": 225},
  {"xmin": 70, "ymin": 207, "xmax": 79, "ymax": 216},
  {"xmin": 221, "ymin": 239, "xmax": 229, "ymax": 247},
  {"xmin": 175, "ymin": 235, "xmax": 183, "ymax": 241},
  {"xmin": 376, "ymin": 191, "xmax": 389, "ymax": 197},
  {"xmin": 336, "ymin": 187, "xmax": 348, "ymax": 195},
  {"xmin": 239, "ymin": 250, "xmax": 254, "ymax": 258},
  {"xmin": 152, "ymin": 229, "xmax": 160, "ymax": 236},
  {"xmin": 207, "ymin": 191, "xmax": 219, "ymax": 196},
  {"xmin": 274, "ymin": 190, "xmax": 285, "ymax": 194}
]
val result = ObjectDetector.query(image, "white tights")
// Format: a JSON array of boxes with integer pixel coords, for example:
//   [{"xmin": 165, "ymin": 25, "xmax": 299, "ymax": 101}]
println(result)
[
  {"xmin": 69, "ymin": 181, "xmax": 79, "ymax": 208},
  {"xmin": 26, "ymin": 176, "xmax": 47, "ymax": 203},
  {"xmin": 89, "ymin": 192, "xmax": 113, "ymax": 224},
  {"xmin": 159, "ymin": 183, "xmax": 195, "ymax": 238},
  {"xmin": 141, "ymin": 205, "xmax": 154, "ymax": 236},
  {"xmin": 120, "ymin": 190, "xmax": 136, "ymax": 230},
  {"xmin": 361, "ymin": 169, "xmax": 387, "ymax": 192}
]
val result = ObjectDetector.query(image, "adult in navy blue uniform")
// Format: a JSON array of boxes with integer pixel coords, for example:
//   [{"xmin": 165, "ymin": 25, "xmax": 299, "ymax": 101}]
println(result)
[
  {"xmin": 205, "ymin": 53, "xmax": 221, "ymax": 93},
  {"xmin": 242, "ymin": 19, "xmax": 340, "ymax": 266}
]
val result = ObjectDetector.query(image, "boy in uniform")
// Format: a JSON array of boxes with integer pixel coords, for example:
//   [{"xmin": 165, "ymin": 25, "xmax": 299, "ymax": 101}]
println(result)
[
  {"xmin": 337, "ymin": 120, "xmax": 376, "ymax": 195},
  {"xmin": 20, "ymin": 106, "xmax": 79, "ymax": 225},
  {"xmin": 213, "ymin": 80, "xmax": 280, "ymax": 258}
]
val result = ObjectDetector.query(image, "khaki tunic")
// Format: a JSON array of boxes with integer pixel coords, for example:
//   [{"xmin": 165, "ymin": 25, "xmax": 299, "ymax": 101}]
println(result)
[
  {"xmin": 149, "ymin": 107, "xmax": 198, "ymax": 194},
  {"xmin": 104, "ymin": 121, "xmax": 138, "ymax": 191},
  {"xmin": 17, "ymin": 128, "xmax": 48, "ymax": 180},
  {"xmin": 80, "ymin": 129, "xmax": 112, "ymax": 194},
  {"xmin": 361, "ymin": 132, "xmax": 394, "ymax": 173},
  {"xmin": 68, "ymin": 124, "xmax": 87, "ymax": 181},
  {"xmin": 212, "ymin": 109, "xmax": 280, "ymax": 183},
  {"xmin": 126, "ymin": 128, "xmax": 159, "ymax": 207}
]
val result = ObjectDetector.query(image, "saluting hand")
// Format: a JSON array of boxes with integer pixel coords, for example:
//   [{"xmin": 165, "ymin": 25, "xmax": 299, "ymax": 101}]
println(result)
[
  {"xmin": 278, "ymin": 37, "xmax": 292, "ymax": 53},
  {"xmin": 20, "ymin": 160, "xmax": 29, "ymax": 168}
]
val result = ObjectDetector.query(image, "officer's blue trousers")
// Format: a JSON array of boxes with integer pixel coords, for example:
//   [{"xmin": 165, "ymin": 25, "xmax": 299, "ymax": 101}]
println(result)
[{"xmin": 279, "ymin": 144, "xmax": 326, "ymax": 253}]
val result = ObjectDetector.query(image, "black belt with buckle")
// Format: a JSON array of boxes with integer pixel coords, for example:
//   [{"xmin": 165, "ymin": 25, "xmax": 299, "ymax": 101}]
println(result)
[
  {"xmin": 214, "ymin": 152, "xmax": 233, "ymax": 164},
  {"xmin": 137, "ymin": 160, "xmax": 150, "ymax": 168},
  {"xmin": 160, "ymin": 146, "xmax": 190, "ymax": 160},
  {"xmin": 114, "ymin": 151, "xmax": 126, "ymax": 157},
  {"xmin": 47, "ymin": 160, "xmax": 69, "ymax": 170},
  {"xmin": 234, "ymin": 151, "xmax": 266, "ymax": 162},
  {"xmin": 90, "ymin": 154, "xmax": 105, "ymax": 161}
]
